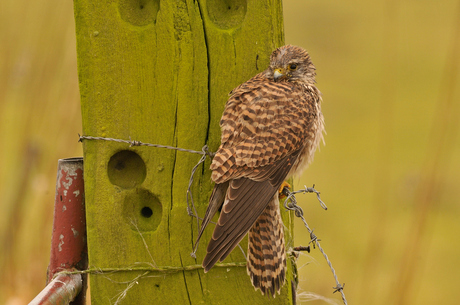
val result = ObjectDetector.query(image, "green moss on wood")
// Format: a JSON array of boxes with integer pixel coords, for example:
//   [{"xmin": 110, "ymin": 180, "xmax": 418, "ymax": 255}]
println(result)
[{"xmin": 74, "ymin": 0, "xmax": 292, "ymax": 303}]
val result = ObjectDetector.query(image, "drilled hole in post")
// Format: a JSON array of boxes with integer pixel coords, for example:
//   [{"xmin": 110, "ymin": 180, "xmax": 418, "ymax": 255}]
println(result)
[
  {"xmin": 141, "ymin": 206, "xmax": 153, "ymax": 218},
  {"xmin": 108, "ymin": 150, "xmax": 146, "ymax": 189},
  {"xmin": 123, "ymin": 188, "xmax": 162, "ymax": 232}
]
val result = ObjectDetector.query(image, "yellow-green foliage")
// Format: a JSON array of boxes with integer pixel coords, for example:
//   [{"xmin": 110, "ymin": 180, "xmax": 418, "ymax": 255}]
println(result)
[{"xmin": 1, "ymin": 0, "xmax": 460, "ymax": 304}]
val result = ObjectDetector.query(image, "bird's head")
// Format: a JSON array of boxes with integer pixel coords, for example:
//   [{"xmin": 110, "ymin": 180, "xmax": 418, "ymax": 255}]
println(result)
[{"xmin": 267, "ymin": 45, "xmax": 316, "ymax": 84}]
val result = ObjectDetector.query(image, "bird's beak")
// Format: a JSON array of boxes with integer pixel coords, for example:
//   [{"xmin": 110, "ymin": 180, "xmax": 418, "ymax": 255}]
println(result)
[{"xmin": 274, "ymin": 68, "xmax": 285, "ymax": 81}]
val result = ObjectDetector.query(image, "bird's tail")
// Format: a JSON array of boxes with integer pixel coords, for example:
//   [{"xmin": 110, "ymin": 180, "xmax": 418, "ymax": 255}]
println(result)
[{"xmin": 247, "ymin": 195, "xmax": 286, "ymax": 297}]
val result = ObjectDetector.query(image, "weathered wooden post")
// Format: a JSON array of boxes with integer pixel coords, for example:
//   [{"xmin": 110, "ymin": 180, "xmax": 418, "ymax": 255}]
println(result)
[{"xmin": 73, "ymin": 0, "xmax": 294, "ymax": 303}]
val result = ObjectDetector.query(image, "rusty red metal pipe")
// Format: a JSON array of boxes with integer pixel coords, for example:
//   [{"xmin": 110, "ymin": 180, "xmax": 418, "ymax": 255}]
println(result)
[{"xmin": 29, "ymin": 157, "xmax": 87, "ymax": 305}]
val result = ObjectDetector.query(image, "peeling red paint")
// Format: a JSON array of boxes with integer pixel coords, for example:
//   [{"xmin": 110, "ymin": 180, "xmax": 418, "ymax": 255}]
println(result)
[{"xmin": 46, "ymin": 158, "xmax": 87, "ymax": 304}]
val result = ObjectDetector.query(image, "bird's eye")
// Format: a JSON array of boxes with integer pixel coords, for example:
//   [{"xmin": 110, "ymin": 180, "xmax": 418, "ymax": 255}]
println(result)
[{"xmin": 289, "ymin": 64, "xmax": 297, "ymax": 70}]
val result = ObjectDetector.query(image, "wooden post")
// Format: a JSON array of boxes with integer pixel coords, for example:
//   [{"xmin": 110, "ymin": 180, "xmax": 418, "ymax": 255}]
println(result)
[{"xmin": 73, "ymin": 0, "xmax": 293, "ymax": 303}]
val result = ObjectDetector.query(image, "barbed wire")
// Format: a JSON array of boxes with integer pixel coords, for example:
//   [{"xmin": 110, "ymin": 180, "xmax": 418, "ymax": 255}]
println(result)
[
  {"xmin": 79, "ymin": 134, "xmax": 347, "ymax": 304},
  {"xmin": 78, "ymin": 134, "xmax": 215, "ymax": 156},
  {"xmin": 283, "ymin": 185, "xmax": 348, "ymax": 305}
]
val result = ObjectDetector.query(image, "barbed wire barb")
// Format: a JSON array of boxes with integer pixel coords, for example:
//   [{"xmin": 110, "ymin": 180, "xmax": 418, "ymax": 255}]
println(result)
[{"xmin": 333, "ymin": 283, "xmax": 345, "ymax": 294}]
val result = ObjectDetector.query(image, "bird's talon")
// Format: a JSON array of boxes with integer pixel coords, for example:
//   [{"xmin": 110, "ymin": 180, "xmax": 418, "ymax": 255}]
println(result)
[{"xmin": 279, "ymin": 181, "xmax": 291, "ymax": 198}]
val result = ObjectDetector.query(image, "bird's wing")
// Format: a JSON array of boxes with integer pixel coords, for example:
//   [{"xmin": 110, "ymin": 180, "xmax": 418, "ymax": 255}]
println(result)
[
  {"xmin": 202, "ymin": 149, "xmax": 301, "ymax": 272},
  {"xmin": 194, "ymin": 181, "xmax": 228, "ymax": 249}
]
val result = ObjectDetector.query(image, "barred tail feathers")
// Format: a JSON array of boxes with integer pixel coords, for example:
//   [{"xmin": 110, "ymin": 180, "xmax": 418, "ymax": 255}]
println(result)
[{"xmin": 247, "ymin": 195, "xmax": 286, "ymax": 297}]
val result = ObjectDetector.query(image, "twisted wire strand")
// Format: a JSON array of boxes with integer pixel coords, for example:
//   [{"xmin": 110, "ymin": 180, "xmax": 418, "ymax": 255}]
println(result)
[
  {"xmin": 79, "ymin": 134, "xmax": 215, "ymax": 156},
  {"xmin": 283, "ymin": 186, "xmax": 347, "ymax": 305},
  {"xmin": 54, "ymin": 261, "xmax": 247, "ymax": 279}
]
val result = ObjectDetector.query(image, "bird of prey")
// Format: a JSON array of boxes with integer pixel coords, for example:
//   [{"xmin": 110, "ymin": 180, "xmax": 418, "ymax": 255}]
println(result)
[{"xmin": 196, "ymin": 45, "xmax": 325, "ymax": 297}]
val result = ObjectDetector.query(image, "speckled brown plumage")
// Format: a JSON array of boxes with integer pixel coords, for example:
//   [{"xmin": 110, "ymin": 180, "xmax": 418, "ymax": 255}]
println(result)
[{"xmin": 196, "ymin": 45, "xmax": 325, "ymax": 297}]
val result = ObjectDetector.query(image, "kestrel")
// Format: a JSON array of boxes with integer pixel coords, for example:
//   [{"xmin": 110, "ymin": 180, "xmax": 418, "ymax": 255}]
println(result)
[{"xmin": 196, "ymin": 45, "xmax": 325, "ymax": 296}]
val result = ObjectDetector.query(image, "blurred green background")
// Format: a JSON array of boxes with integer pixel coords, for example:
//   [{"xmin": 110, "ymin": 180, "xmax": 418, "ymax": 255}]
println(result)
[{"xmin": 1, "ymin": 0, "xmax": 459, "ymax": 304}]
